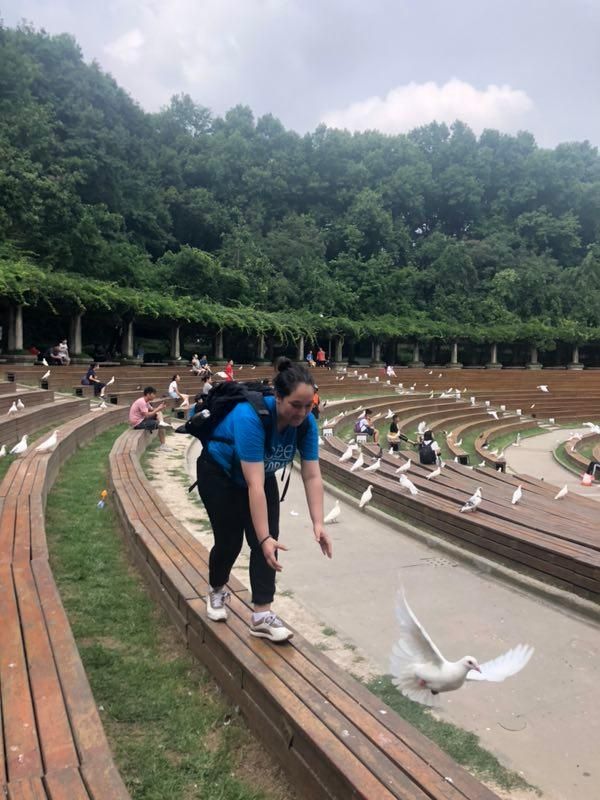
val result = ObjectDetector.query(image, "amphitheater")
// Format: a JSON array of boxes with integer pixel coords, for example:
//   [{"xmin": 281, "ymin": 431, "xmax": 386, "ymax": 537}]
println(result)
[{"xmin": 0, "ymin": 360, "xmax": 598, "ymax": 800}]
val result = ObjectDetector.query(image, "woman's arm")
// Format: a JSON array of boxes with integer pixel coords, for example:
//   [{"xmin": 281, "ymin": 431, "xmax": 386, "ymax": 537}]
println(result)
[{"xmin": 300, "ymin": 460, "xmax": 332, "ymax": 558}]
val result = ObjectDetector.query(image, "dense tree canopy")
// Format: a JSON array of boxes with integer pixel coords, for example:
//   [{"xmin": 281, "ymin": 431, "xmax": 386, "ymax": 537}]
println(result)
[{"xmin": 2, "ymin": 22, "xmax": 600, "ymax": 349}]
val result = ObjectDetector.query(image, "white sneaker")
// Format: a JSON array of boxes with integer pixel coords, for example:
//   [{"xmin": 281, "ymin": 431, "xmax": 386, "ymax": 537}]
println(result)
[
  {"xmin": 158, "ymin": 421, "xmax": 172, "ymax": 428},
  {"xmin": 207, "ymin": 588, "xmax": 229, "ymax": 621},
  {"xmin": 250, "ymin": 612, "xmax": 293, "ymax": 642}
]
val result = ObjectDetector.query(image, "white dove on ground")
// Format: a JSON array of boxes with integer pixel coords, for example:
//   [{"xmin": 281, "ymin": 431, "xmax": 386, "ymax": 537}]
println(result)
[
  {"xmin": 514, "ymin": 433, "xmax": 521, "ymax": 447},
  {"xmin": 554, "ymin": 485, "xmax": 568, "ymax": 500},
  {"xmin": 455, "ymin": 438, "xmax": 462, "ymax": 447},
  {"xmin": 500, "ymin": 404, "xmax": 506, "ymax": 412},
  {"xmin": 7, "ymin": 401, "xmax": 18, "ymax": 415},
  {"xmin": 363, "ymin": 458, "xmax": 381, "ymax": 473},
  {"xmin": 390, "ymin": 591, "xmax": 534, "ymax": 706},
  {"xmin": 511, "ymin": 485, "xmax": 523, "ymax": 505},
  {"xmin": 16, "ymin": 399, "xmax": 25, "ymax": 410},
  {"xmin": 399, "ymin": 474, "xmax": 418, "ymax": 495},
  {"xmin": 426, "ymin": 466, "xmax": 442, "ymax": 480},
  {"xmin": 487, "ymin": 410, "xmax": 498, "ymax": 420},
  {"xmin": 385, "ymin": 409, "xmax": 394, "ymax": 419},
  {"xmin": 359, "ymin": 484, "xmax": 373, "ymax": 509},
  {"xmin": 516, "ymin": 408, "xmax": 522, "ymax": 416},
  {"xmin": 10, "ymin": 435, "xmax": 28, "ymax": 455},
  {"xmin": 460, "ymin": 488, "xmax": 482, "ymax": 512},
  {"xmin": 105, "ymin": 376, "xmax": 115, "ymax": 388},
  {"xmin": 470, "ymin": 396, "xmax": 476, "ymax": 406},
  {"xmin": 417, "ymin": 421, "xmax": 427, "ymax": 436},
  {"xmin": 350, "ymin": 453, "xmax": 364, "ymax": 472},
  {"xmin": 42, "ymin": 358, "xmax": 49, "ymax": 366},
  {"xmin": 395, "ymin": 459, "xmax": 411, "ymax": 474},
  {"xmin": 0, "ymin": 445, "xmax": 6, "ymax": 457},
  {"xmin": 35, "ymin": 430, "xmax": 59, "ymax": 453},
  {"xmin": 548, "ymin": 417, "xmax": 555, "ymax": 425},
  {"xmin": 323, "ymin": 501, "xmax": 341, "ymax": 524},
  {"xmin": 477, "ymin": 461, "xmax": 485, "ymax": 467},
  {"xmin": 339, "ymin": 445, "xmax": 356, "ymax": 462},
  {"xmin": 42, "ymin": 370, "xmax": 51, "ymax": 380},
  {"xmin": 537, "ymin": 385, "xmax": 549, "ymax": 392},
  {"xmin": 484, "ymin": 400, "xmax": 490, "ymax": 407}
]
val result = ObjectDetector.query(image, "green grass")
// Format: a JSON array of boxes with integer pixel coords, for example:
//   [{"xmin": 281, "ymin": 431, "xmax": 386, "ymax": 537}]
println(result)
[
  {"xmin": 45, "ymin": 426, "xmax": 293, "ymax": 800},
  {"xmin": 554, "ymin": 441, "xmax": 580, "ymax": 475},
  {"xmin": 367, "ymin": 676, "xmax": 537, "ymax": 794},
  {"xmin": 321, "ymin": 626, "xmax": 337, "ymax": 637}
]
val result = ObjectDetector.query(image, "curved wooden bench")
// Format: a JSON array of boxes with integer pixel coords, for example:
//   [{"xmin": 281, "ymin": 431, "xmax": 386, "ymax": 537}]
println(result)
[
  {"xmin": 320, "ymin": 436, "xmax": 600, "ymax": 601},
  {"xmin": 0, "ymin": 405, "xmax": 131, "ymax": 799},
  {"xmin": 109, "ymin": 428, "xmax": 500, "ymax": 800}
]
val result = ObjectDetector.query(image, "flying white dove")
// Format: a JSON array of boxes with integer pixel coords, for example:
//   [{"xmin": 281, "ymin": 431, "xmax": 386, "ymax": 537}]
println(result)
[
  {"xmin": 554, "ymin": 485, "xmax": 568, "ymax": 500},
  {"xmin": 16, "ymin": 399, "xmax": 25, "ymax": 410},
  {"xmin": 350, "ymin": 453, "xmax": 365, "ymax": 472},
  {"xmin": 363, "ymin": 458, "xmax": 381, "ymax": 473},
  {"xmin": 426, "ymin": 466, "xmax": 442, "ymax": 480},
  {"xmin": 7, "ymin": 401, "xmax": 18, "ymax": 415},
  {"xmin": 10, "ymin": 434, "xmax": 28, "ymax": 455},
  {"xmin": 0, "ymin": 445, "xmax": 6, "ymax": 457},
  {"xmin": 460, "ymin": 488, "xmax": 482, "ymax": 512},
  {"xmin": 511, "ymin": 485, "xmax": 523, "ymax": 505},
  {"xmin": 487, "ymin": 410, "xmax": 498, "ymax": 420},
  {"xmin": 338, "ymin": 444, "xmax": 354, "ymax": 464},
  {"xmin": 399, "ymin": 474, "xmax": 418, "ymax": 495},
  {"xmin": 537, "ymin": 385, "xmax": 549, "ymax": 392},
  {"xmin": 395, "ymin": 459, "xmax": 411, "ymax": 474},
  {"xmin": 385, "ymin": 409, "xmax": 394, "ymax": 419},
  {"xmin": 359, "ymin": 484, "xmax": 373, "ymax": 509},
  {"xmin": 323, "ymin": 501, "xmax": 341, "ymax": 524},
  {"xmin": 390, "ymin": 591, "xmax": 534, "ymax": 706},
  {"xmin": 35, "ymin": 430, "xmax": 59, "ymax": 453},
  {"xmin": 215, "ymin": 371, "xmax": 228, "ymax": 378},
  {"xmin": 42, "ymin": 370, "xmax": 51, "ymax": 380},
  {"xmin": 105, "ymin": 376, "xmax": 115, "ymax": 388}
]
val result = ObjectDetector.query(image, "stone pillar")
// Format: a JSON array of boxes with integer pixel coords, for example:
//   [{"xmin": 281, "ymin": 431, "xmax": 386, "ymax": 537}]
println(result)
[
  {"xmin": 69, "ymin": 313, "xmax": 83, "ymax": 355},
  {"xmin": 411, "ymin": 342, "xmax": 424, "ymax": 368},
  {"xmin": 486, "ymin": 342, "xmax": 502, "ymax": 369},
  {"xmin": 371, "ymin": 340, "xmax": 382, "ymax": 366},
  {"xmin": 8, "ymin": 304, "xmax": 24, "ymax": 351},
  {"xmin": 170, "ymin": 323, "xmax": 181, "ymax": 360},
  {"xmin": 296, "ymin": 335, "xmax": 304, "ymax": 362},
  {"xmin": 256, "ymin": 334, "xmax": 266, "ymax": 360},
  {"xmin": 526, "ymin": 345, "xmax": 542, "ymax": 369},
  {"xmin": 335, "ymin": 336, "xmax": 344, "ymax": 363},
  {"xmin": 121, "ymin": 320, "xmax": 134, "ymax": 358},
  {"xmin": 214, "ymin": 330, "xmax": 224, "ymax": 361},
  {"xmin": 447, "ymin": 340, "xmax": 463, "ymax": 369},
  {"xmin": 568, "ymin": 344, "xmax": 584, "ymax": 370}
]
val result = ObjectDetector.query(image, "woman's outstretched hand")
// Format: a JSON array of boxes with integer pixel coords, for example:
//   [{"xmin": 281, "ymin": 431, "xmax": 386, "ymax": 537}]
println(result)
[
  {"xmin": 313, "ymin": 524, "xmax": 333, "ymax": 558},
  {"xmin": 261, "ymin": 537, "xmax": 288, "ymax": 571}
]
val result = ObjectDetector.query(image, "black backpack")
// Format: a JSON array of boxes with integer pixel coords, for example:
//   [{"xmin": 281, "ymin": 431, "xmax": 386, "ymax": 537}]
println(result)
[
  {"xmin": 418, "ymin": 440, "xmax": 437, "ymax": 465},
  {"xmin": 180, "ymin": 381, "xmax": 309, "ymax": 499}
]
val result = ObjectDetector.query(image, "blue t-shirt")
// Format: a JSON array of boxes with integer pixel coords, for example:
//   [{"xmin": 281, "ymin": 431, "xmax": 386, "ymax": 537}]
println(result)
[{"xmin": 206, "ymin": 395, "xmax": 319, "ymax": 486}]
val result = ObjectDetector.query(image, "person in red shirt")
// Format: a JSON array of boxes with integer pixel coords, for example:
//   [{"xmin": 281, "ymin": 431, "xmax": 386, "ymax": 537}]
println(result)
[
  {"xmin": 128, "ymin": 386, "xmax": 172, "ymax": 450},
  {"xmin": 224, "ymin": 359, "xmax": 234, "ymax": 381},
  {"xmin": 316, "ymin": 347, "xmax": 326, "ymax": 367}
]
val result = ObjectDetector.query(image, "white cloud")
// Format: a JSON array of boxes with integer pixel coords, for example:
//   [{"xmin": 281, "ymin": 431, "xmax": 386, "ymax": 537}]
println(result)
[
  {"xmin": 104, "ymin": 28, "xmax": 145, "ymax": 65},
  {"xmin": 321, "ymin": 79, "xmax": 534, "ymax": 135}
]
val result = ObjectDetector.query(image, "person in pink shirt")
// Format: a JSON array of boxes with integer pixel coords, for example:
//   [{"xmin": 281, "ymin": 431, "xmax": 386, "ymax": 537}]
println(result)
[{"xmin": 128, "ymin": 386, "xmax": 171, "ymax": 450}]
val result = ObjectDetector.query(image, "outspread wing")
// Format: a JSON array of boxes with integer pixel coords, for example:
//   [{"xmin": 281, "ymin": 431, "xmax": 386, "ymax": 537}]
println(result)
[{"xmin": 467, "ymin": 644, "xmax": 534, "ymax": 682}]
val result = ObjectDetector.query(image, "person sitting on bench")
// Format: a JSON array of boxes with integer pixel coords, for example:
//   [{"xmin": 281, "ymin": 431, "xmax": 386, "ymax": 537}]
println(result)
[{"xmin": 129, "ymin": 386, "xmax": 172, "ymax": 450}]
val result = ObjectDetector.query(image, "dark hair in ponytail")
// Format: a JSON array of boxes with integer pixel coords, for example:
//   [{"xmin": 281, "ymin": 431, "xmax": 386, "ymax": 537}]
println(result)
[{"xmin": 273, "ymin": 357, "xmax": 314, "ymax": 397}]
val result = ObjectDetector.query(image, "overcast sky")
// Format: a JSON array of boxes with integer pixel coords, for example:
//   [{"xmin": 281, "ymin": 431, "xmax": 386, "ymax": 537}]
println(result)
[{"xmin": 3, "ymin": 0, "xmax": 600, "ymax": 147}]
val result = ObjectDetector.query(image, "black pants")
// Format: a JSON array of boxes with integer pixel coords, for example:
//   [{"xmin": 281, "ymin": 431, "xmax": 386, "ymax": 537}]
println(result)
[{"xmin": 196, "ymin": 455, "xmax": 280, "ymax": 605}]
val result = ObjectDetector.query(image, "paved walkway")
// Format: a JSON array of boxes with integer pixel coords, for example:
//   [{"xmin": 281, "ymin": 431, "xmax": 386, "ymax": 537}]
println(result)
[{"xmin": 276, "ymin": 457, "xmax": 600, "ymax": 800}]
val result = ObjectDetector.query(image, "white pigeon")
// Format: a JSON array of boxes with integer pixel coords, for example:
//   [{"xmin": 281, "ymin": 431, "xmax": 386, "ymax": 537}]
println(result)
[
  {"xmin": 35, "ymin": 430, "xmax": 59, "ymax": 453},
  {"xmin": 16, "ymin": 399, "xmax": 25, "ymax": 410},
  {"xmin": 514, "ymin": 433, "xmax": 521, "ymax": 447},
  {"xmin": 99, "ymin": 401, "xmax": 107, "ymax": 410},
  {"xmin": 215, "ymin": 371, "xmax": 228, "ymax": 378},
  {"xmin": 323, "ymin": 501, "xmax": 341, "ymax": 524},
  {"xmin": 359, "ymin": 484, "xmax": 373, "ymax": 509},
  {"xmin": 537, "ymin": 385, "xmax": 549, "ymax": 392},
  {"xmin": 41, "ymin": 370, "xmax": 51, "ymax": 380},
  {"xmin": 470, "ymin": 396, "xmax": 476, "ymax": 406},
  {"xmin": 511, "ymin": 485, "xmax": 523, "ymax": 505},
  {"xmin": 426, "ymin": 466, "xmax": 442, "ymax": 480},
  {"xmin": 484, "ymin": 400, "xmax": 490, "ymax": 407},
  {"xmin": 477, "ymin": 461, "xmax": 485, "ymax": 467},
  {"xmin": 487, "ymin": 410, "xmax": 498, "ymax": 420},
  {"xmin": 349, "ymin": 453, "xmax": 365, "ymax": 472},
  {"xmin": 7, "ymin": 401, "xmax": 18, "ymax": 415},
  {"xmin": 42, "ymin": 358, "xmax": 49, "ymax": 367},
  {"xmin": 105, "ymin": 376, "xmax": 115, "ymax": 388},
  {"xmin": 0, "ymin": 445, "xmax": 6, "ymax": 457},
  {"xmin": 554, "ymin": 485, "xmax": 568, "ymax": 500},
  {"xmin": 399, "ymin": 474, "xmax": 418, "ymax": 495},
  {"xmin": 385, "ymin": 409, "xmax": 394, "ymax": 419},
  {"xmin": 395, "ymin": 459, "xmax": 411, "ymax": 474},
  {"xmin": 455, "ymin": 438, "xmax": 463, "ymax": 447},
  {"xmin": 460, "ymin": 488, "xmax": 482, "ymax": 512},
  {"xmin": 516, "ymin": 408, "xmax": 522, "ymax": 416},
  {"xmin": 363, "ymin": 458, "xmax": 381, "ymax": 473},
  {"xmin": 488, "ymin": 449, "xmax": 499, "ymax": 456},
  {"xmin": 10, "ymin": 435, "xmax": 28, "ymax": 455},
  {"xmin": 417, "ymin": 421, "xmax": 427, "ymax": 436},
  {"xmin": 500, "ymin": 404, "xmax": 506, "ymax": 412},
  {"xmin": 548, "ymin": 417, "xmax": 555, "ymax": 425},
  {"xmin": 390, "ymin": 591, "xmax": 534, "ymax": 706}
]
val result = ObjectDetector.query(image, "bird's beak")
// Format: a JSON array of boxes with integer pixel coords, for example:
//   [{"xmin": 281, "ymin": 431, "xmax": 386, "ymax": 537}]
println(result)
[{"xmin": 474, "ymin": 665, "xmax": 482, "ymax": 673}]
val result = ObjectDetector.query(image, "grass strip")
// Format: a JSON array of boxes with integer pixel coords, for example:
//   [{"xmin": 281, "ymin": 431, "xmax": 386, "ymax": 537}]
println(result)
[
  {"xmin": 45, "ymin": 425, "xmax": 293, "ymax": 800},
  {"xmin": 367, "ymin": 676, "xmax": 536, "ymax": 794}
]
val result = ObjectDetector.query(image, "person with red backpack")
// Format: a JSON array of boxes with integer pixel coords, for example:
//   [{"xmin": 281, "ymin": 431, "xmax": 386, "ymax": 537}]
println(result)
[{"xmin": 195, "ymin": 358, "xmax": 332, "ymax": 642}]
